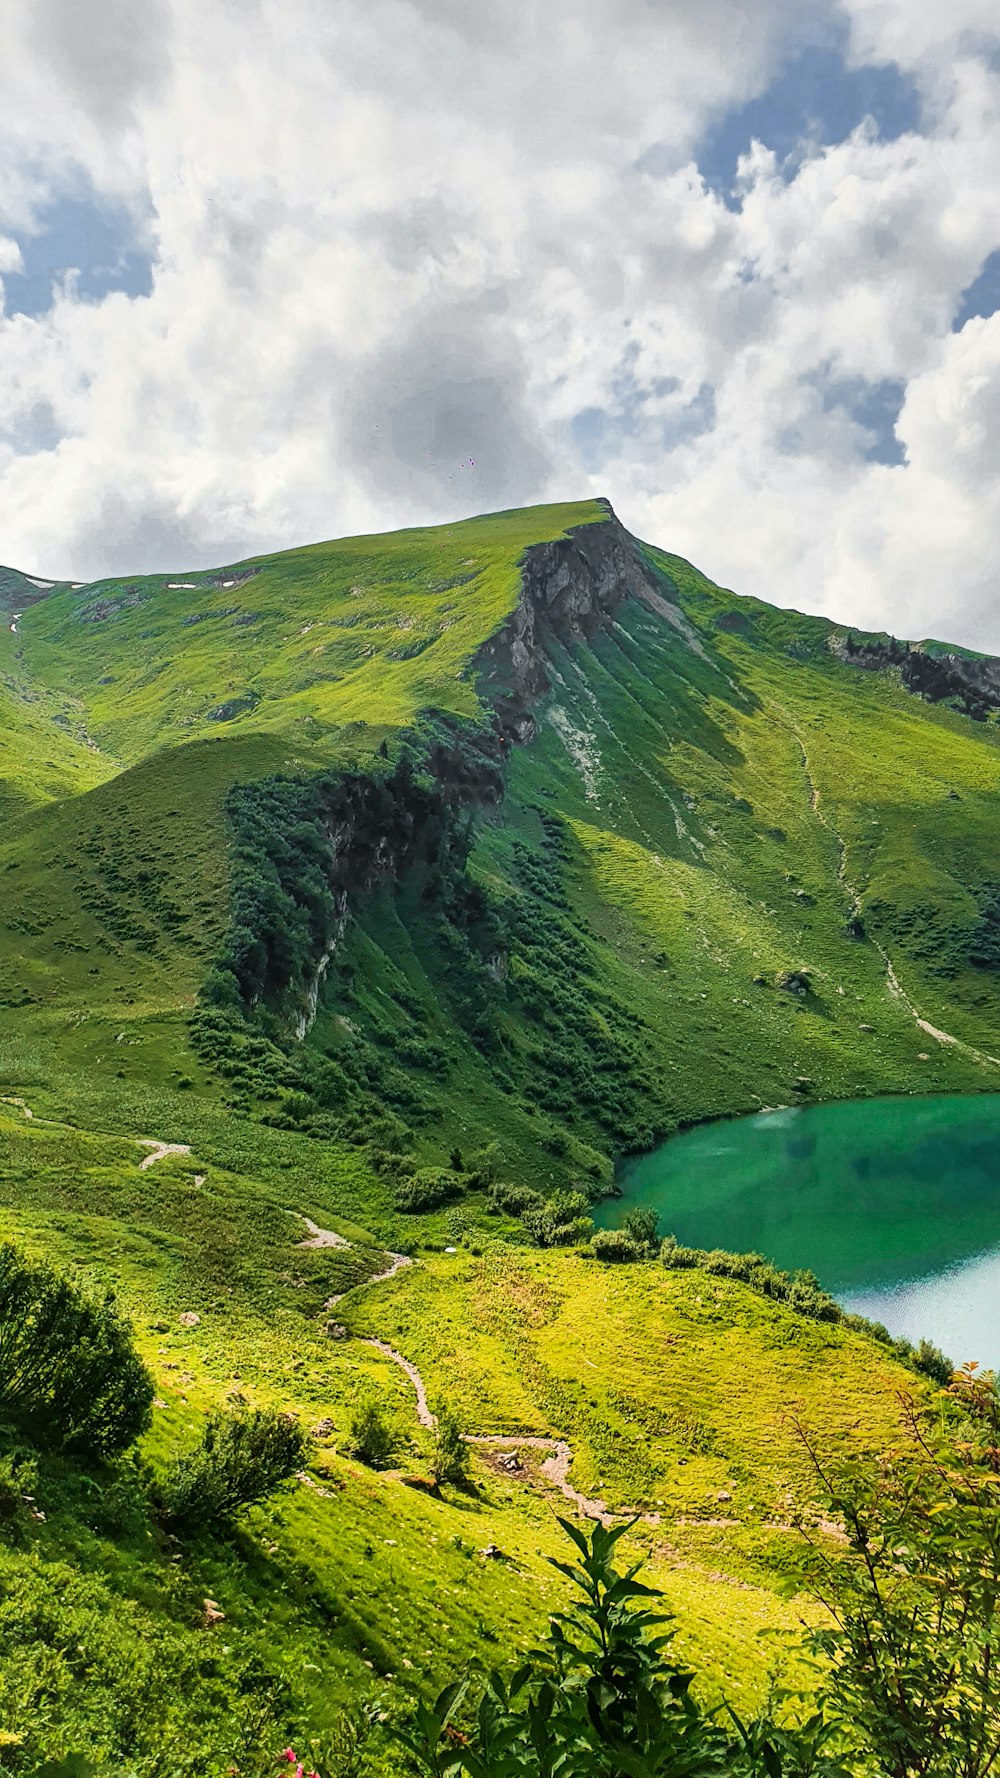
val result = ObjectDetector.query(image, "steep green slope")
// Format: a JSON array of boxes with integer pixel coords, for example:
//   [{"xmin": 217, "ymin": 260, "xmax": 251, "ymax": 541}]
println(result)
[
  {"xmin": 3, "ymin": 498, "xmax": 1000, "ymax": 1189},
  {"xmin": 10, "ymin": 502, "xmax": 606, "ymax": 761}
]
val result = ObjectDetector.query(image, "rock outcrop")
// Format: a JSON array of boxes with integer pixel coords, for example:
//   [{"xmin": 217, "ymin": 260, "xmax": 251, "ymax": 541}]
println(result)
[{"xmin": 475, "ymin": 502, "xmax": 682, "ymax": 741}]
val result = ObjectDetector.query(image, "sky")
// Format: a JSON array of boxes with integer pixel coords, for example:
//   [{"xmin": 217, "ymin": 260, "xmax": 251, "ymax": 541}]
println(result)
[{"xmin": 0, "ymin": 1, "xmax": 998, "ymax": 648}]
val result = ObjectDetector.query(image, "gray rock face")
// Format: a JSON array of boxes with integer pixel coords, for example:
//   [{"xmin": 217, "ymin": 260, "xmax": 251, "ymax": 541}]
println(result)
[
  {"xmin": 834, "ymin": 632, "xmax": 1000, "ymax": 720},
  {"xmin": 474, "ymin": 503, "xmax": 688, "ymax": 740}
]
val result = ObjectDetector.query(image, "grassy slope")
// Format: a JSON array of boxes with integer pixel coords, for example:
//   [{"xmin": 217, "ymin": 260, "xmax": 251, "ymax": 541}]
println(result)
[
  {"xmin": 303, "ymin": 534, "xmax": 1000, "ymax": 1195},
  {"xmin": 0, "ymin": 1092, "xmax": 918, "ymax": 1748},
  {"xmin": 1, "ymin": 499, "xmax": 998, "ymax": 1758}
]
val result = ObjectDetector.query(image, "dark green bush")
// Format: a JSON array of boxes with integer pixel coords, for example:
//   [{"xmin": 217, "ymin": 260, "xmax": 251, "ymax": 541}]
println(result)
[
  {"xmin": 622, "ymin": 1207, "xmax": 660, "ymax": 1253},
  {"xmin": 486, "ymin": 1180, "xmax": 543, "ymax": 1217},
  {"xmin": 431, "ymin": 1403, "xmax": 470, "ymax": 1488},
  {"xmin": 0, "ymin": 1444, "xmax": 37, "ymax": 1535},
  {"xmin": 521, "ymin": 1190, "xmax": 593, "ymax": 1248},
  {"xmin": 0, "ymin": 1243, "xmax": 153, "ymax": 1459},
  {"xmin": 346, "ymin": 1399, "xmax": 400, "ymax": 1469},
  {"xmin": 160, "ymin": 1407, "xmax": 307, "ymax": 1532},
  {"xmin": 591, "ymin": 1228, "xmax": 642, "ymax": 1263},
  {"xmin": 393, "ymin": 1167, "xmax": 462, "ymax": 1213}
]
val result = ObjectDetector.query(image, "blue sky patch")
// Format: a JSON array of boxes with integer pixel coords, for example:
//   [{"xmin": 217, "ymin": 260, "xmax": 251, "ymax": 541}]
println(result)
[
  {"xmin": 693, "ymin": 43, "xmax": 922, "ymax": 207},
  {"xmin": 571, "ymin": 375, "xmax": 715, "ymax": 472},
  {"xmin": 954, "ymin": 249, "xmax": 1000, "ymax": 330},
  {"xmin": 1, "ymin": 189, "xmax": 154, "ymax": 319},
  {"xmin": 818, "ymin": 370, "xmax": 906, "ymax": 465}
]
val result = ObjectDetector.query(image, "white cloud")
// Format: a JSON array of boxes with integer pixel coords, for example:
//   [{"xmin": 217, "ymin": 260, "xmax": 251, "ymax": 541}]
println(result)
[{"xmin": 0, "ymin": 0, "xmax": 998, "ymax": 647}]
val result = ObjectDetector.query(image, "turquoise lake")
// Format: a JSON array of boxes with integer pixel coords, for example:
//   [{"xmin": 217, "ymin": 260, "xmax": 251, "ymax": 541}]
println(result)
[{"xmin": 607, "ymin": 1095, "xmax": 1000, "ymax": 1369}]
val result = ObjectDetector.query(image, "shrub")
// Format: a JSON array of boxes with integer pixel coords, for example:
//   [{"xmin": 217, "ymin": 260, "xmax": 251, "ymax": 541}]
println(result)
[
  {"xmin": 591, "ymin": 1229, "xmax": 642, "ymax": 1263},
  {"xmin": 0, "ymin": 1243, "xmax": 153, "ymax": 1459},
  {"xmin": 0, "ymin": 1445, "xmax": 37, "ymax": 1535},
  {"xmin": 622, "ymin": 1207, "xmax": 660, "ymax": 1253},
  {"xmin": 912, "ymin": 1336, "xmax": 954, "ymax": 1386},
  {"xmin": 393, "ymin": 1167, "xmax": 461, "ymax": 1213},
  {"xmin": 431, "ymin": 1403, "xmax": 470, "ymax": 1488},
  {"xmin": 160, "ymin": 1407, "xmax": 307, "ymax": 1532},
  {"xmin": 346, "ymin": 1399, "xmax": 400, "ymax": 1469},
  {"xmin": 521, "ymin": 1190, "xmax": 593, "ymax": 1249},
  {"xmin": 486, "ymin": 1181, "xmax": 543, "ymax": 1217}
]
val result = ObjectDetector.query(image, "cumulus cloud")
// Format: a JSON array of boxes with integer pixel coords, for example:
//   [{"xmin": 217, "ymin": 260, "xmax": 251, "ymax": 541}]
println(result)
[{"xmin": 0, "ymin": 0, "xmax": 997, "ymax": 645}]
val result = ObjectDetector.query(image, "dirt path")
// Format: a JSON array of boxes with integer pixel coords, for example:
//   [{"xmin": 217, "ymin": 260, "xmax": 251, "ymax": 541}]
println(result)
[
  {"xmin": 789, "ymin": 724, "xmax": 1000, "ymax": 1072},
  {"xmin": 467, "ymin": 1433, "xmax": 620, "ymax": 1524},
  {"xmin": 326, "ymin": 1252, "xmax": 412, "ymax": 1309},
  {"xmin": 361, "ymin": 1337, "xmax": 435, "ymax": 1426},
  {"xmin": 0, "ymin": 1096, "xmax": 34, "ymax": 1120},
  {"xmin": 298, "ymin": 1216, "xmax": 350, "ymax": 1250},
  {"xmin": 360, "ymin": 1336, "xmax": 655, "ymax": 1524},
  {"xmin": 137, "ymin": 1139, "xmax": 192, "ymax": 1170}
]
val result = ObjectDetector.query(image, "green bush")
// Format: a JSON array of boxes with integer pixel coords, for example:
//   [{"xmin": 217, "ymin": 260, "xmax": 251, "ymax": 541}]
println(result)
[
  {"xmin": 591, "ymin": 1228, "xmax": 642, "ymax": 1263},
  {"xmin": 0, "ymin": 1243, "xmax": 153, "ymax": 1459},
  {"xmin": 431, "ymin": 1403, "xmax": 470, "ymax": 1488},
  {"xmin": 486, "ymin": 1180, "xmax": 544, "ymax": 1217},
  {"xmin": 346, "ymin": 1399, "xmax": 400, "ymax": 1469},
  {"xmin": 393, "ymin": 1167, "xmax": 462, "ymax": 1213},
  {"xmin": 0, "ymin": 1445, "xmax": 37, "ymax": 1535},
  {"xmin": 160, "ymin": 1407, "xmax": 307, "ymax": 1532},
  {"xmin": 521, "ymin": 1190, "xmax": 593, "ymax": 1248},
  {"xmin": 622, "ymin": 1207, "xmax": 660, "ymax": 1253}
]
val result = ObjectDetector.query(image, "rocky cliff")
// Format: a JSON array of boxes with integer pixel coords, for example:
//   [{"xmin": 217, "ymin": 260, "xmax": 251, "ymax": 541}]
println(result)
[{"xmin": 474, "ymin": 502, "xmax": 682, "ymax": 740}]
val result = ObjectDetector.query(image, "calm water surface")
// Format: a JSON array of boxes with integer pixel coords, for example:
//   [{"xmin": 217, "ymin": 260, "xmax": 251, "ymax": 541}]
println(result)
[{"xmin": 608, "ymin": 1095, "xmax": 1000, "ymax": 1369}]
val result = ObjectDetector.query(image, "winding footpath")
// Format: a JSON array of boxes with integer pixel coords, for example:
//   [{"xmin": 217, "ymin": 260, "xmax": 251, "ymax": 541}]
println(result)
[
  {"xmin": 138, "ymin": 1139, "xmax": 192, "ymax": 1170},
  {"xmin": 292, "ymin": 1217, "xmax": 625, "ymax": 1518},
  {"xmin": 357, "ymin": 1331, "xmax": 644, "ymax": 1526}
]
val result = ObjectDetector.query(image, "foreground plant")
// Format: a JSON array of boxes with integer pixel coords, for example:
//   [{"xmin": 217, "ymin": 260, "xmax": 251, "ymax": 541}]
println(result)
[
  {"xmin": 0, "ymin": 1242, "xmax": 153, "ymax": 1459},
  {"xmin": 384, "ymin": 1516, "xmax": 825, "ymax": 1776},
  {"xmin": 796, "ymin": 1363, "xmax": 1000, "ymax": 1778}
]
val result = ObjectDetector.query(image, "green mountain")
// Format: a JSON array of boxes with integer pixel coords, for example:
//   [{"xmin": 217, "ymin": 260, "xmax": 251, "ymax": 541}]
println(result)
[
  {"xmin": 4, "ymin": 496, "xmax": 1000, "ymax": 1182},
  {"xmin": 2, "ymin": 497, "xmax": 999, "ymax": 1768}
]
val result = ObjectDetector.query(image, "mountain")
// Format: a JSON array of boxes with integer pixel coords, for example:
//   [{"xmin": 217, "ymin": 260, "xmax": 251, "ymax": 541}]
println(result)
[
  {"xmin": 3, "ymin": 497, "xmax": 1000, "ymax": 1187},
  {"xmin": 1, "ymin": 497, "xmax": 999, "ymax": 1766}
]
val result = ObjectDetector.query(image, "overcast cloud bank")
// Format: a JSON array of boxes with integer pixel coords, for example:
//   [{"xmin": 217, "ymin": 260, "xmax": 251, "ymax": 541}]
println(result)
[{"xmin": 0, "ymin": 0, "xmax": 998, "ymax": 646}]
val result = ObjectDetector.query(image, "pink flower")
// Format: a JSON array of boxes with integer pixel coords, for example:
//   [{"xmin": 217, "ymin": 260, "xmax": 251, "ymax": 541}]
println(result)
[{"xmin": 281, "ymin": 1754, "xmax": 296, "ymax": 1767}]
